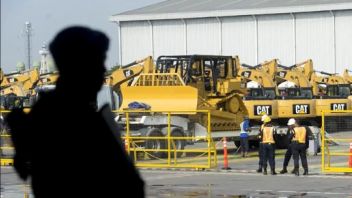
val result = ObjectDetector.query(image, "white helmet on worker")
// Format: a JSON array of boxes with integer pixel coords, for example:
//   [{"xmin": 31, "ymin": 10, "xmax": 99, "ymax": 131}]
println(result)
[
  {"xmin": 287, "ymin": 118, "xmax": 296, "ymax": 126},
  {"xmin": 261, "ymin": 114, "xmax": 271, "ymax": 123}
]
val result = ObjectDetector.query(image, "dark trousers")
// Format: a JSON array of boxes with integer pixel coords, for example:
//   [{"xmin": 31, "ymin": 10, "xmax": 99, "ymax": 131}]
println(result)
[
  {"xmin": 240, "ymin": 137, "xmax": 249, "ymax": 153},
  {"xmin": 263, "ymin": 143, "xmax": 275, "ymax": 170},
  {"xmin": 292, "ymin": 142, "xmax": 308, "ymax": 170},
  {"xmin": 283, "ymin": 144, "xmax": 292, "ymax": 168},
  {"xmin": 258, "ymin": 143, "xmax": 263, "ymax": 166}
]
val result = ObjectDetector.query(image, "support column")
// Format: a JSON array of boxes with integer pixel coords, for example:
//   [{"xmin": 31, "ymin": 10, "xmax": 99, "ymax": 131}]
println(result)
[
  {"xmin": 148, "ymin": 20, "xmax": 154, "ymax": 58},
  {"xmin": 330, "ymin": 10, "xmax": 336, "ymax": 73},
  {"xmin": 252, "ymin": 15, "xmax": 258, "ymax": 64}
]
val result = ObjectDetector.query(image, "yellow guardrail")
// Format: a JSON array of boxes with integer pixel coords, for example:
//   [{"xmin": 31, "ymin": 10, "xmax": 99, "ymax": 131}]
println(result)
[
  {"xmin": 321, "ymin": 110, "xmax": 352, "ymax": 173},
  {"xmin": 114, "ymin": 110, "xmax": 217, "ymax": 169}
]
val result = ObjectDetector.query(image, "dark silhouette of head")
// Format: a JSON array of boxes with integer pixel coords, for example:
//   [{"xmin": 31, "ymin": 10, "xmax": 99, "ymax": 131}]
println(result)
[{"xmin": 49, "ymin": 26, "xmax": 109, "ymax": 102}]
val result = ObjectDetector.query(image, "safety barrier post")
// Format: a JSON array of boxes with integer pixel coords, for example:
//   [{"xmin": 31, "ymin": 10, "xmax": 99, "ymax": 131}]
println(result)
[
  {"xmin": 349, "ymin": 143, "xmax": 352, "ymax": 168},
  {"xmin": 222, "ymin": 137, "xmax": 231, "ymax": 170},
  {"xmin": 126, "ymin": 112, "xmax": 130, "ymax": 153},
  {"xmin": 321, "ymin": 111, "xmax": 325, "ymax": 173},
  {"xmin": 24, "ymin": 184, "xmax": 30, "ymax": 198},
  {"xmin": 167, "ymin": 112, "xmax": 171, "ymax": 166},
  {"xmin": 207, "ymin": 111, "xmax": 211, "ymax": 168}
]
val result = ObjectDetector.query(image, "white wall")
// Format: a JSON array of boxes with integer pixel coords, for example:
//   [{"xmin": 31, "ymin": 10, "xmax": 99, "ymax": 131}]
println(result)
[
  {"xmin": 186, "ymin": 18, "xmax": 219, "ymax": 55},
  {"xmin": 153, "ymin": 20, "xmax": 185, "ymax": 57},
  {"xmin": 120, "ymin": 21, "xmax": 151, "ymax": 65},
  {"xmin": 222, "ymin": 16, "xmax": 256, "ymax": 65},
  {"xmin": 335, "ymin": 10, "xmax": 352, "ymax": 74},
  {"xmin": 296, "ymin": 12, "xmax": 334, "ymax": 73},
  {"xmin": 257, "ymin": 14, "xmax": 294, "ymax": 66},
  {"xmin": 119, "ymin": 11, "xmax": 352, "ymax": 73}
]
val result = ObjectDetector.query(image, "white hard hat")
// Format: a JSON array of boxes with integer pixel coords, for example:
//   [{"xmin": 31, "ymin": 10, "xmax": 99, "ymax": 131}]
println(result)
[{"xmin": 287, "ymin": 118, "xmax": 296, "ymax": 126}]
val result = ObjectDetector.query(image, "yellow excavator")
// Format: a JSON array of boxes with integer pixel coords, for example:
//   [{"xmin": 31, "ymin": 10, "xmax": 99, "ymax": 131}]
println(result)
[
  {"xmin": 343, "ymin": 69, "xmax": 352, "ymax": 95},
  {"xmin": 114, "ymin": 55, "xmax": 248, "ymax": 157},
  {"xmin": 0, "ymin": 68, "xmax": 40, "ymax": 109},
  {"xmin": 238, "ymin": 59, "xmax": 278, "ymax": 122},
  {"xmin": 275, "ymin": 63, "xmax": 317, "ymax": 125},
  {"xmin": 236, "ymin": 59, "xmax": 281, "ymax": 147},
  {"xmin": 308, "ymin": 70, "xmax": 351, "ymax": 131}
]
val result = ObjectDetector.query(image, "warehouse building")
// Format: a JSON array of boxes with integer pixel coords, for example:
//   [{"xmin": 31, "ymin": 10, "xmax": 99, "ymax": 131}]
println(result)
[{"xmin": 110, "ymin": 0, "xmax": 352, "ymax": 73}]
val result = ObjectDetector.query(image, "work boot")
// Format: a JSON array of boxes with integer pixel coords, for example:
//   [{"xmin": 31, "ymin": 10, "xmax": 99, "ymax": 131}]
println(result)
[
  {"xmin": 280, "ymin": 167, "xmax": 288, "ymax": 174},
  {"xmin": 271, "ymin": 169, "xmax": 277, "ymax": 175},
  {"xmin": 256, "ymin": 166, "xmax": 262, "ymax": 173},
  {"xmin": 263, "ymin": 168, "xmax": 267, "ymax": 175},
  {"xmin": 292, "ymin": 169, "xmax": 299, "ymax": 176},
  {"xmin": 303, "ymin": 169, "xmax": 308, "ymax": 175}
]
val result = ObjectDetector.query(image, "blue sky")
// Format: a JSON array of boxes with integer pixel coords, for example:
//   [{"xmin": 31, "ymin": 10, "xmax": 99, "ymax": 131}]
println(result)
[{"xmin": 1, "ymin": 0, "xmax": 164, "ymax": 72}]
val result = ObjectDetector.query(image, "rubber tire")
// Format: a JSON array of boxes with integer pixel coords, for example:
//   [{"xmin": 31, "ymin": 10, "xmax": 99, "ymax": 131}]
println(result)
[
  {"xmin": 170, "ymin": 130, "xmax": 185, "ymax": 158},
  {"xmin": 145, "ymin": 128, "xmax": 166, "ymax": 159}
]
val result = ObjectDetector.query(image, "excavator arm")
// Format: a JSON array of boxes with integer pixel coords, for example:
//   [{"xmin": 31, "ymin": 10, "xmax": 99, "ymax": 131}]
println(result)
[{"xmin": 105, "ymin": 56, "xmax": 154, "ymax": 91}]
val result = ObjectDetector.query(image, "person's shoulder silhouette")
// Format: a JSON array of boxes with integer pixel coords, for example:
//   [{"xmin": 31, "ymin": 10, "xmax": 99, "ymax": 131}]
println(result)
[{"xmin": 6, "ymin": 26, "xmax": 144, "ymax": 198}]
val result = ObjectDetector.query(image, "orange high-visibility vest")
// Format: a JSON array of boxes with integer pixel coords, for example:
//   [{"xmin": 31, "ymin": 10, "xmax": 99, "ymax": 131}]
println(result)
[
  {"xmin": 262, "ymin": 127, "xmax": 275, "ymax": 143},
  {"xmin": 293, "ymin": 127, "xmax": 307, "ymax": 143}
]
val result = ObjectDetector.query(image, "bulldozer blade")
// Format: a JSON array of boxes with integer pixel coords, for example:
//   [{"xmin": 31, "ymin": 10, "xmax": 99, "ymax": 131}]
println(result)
[{"xmin": 119, "ymin": 86, "xmax": 198, "ymax": 112}]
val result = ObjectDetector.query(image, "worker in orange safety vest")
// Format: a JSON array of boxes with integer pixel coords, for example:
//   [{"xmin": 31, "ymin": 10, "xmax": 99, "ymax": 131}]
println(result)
[
  {"xmin": 259, "ymin": 114, "xmax": 277, "ymax": 175},
  {"xmin": 287, "ymin": 118, "xmax": 310, "ymax": 176}
]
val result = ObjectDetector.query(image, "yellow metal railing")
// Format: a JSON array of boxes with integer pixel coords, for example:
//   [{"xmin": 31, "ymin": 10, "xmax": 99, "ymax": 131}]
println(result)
[
  {"xmin": 321, "ymin": 110, "xmax": 352, "ymax": 173},
  {"xmin": 134, "ymin": 73, "xmax": 185, "ymax": 86},
  {"xmin": 114, "ymin": 110, "xmax": 217, "ymax": 169}
]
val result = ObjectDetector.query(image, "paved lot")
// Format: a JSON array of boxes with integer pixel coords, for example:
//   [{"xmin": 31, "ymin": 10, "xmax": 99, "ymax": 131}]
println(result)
[
  {"xmin": 2, "ymin": 146, "xmax": 351, "ymax": 198},
  {"xmin": 144, "ymin": 170, "xmax": 352, "ymax": 198}
]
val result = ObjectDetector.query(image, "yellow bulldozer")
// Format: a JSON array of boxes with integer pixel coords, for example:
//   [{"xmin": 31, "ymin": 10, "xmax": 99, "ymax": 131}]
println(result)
[{"xmin": 113, "ymin": 55, "xmax": 248, "ymax": 157}]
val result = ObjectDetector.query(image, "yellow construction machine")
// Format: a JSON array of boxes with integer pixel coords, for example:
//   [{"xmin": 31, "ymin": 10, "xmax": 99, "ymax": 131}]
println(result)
[
  {"xmin": 343, "ymin": 69, "xmax": 352, "ymax": 95},
  {"xmin": 0, "ymin": 68, "xmax": 40, "ymax": 109},
  {"xmin": 309, "ymin": 70, "xmax": 351, "ymax": 131},
  {"xmin": 239, "ymin": 59, "xmax": 278, "ymax": 122},
  {"xmin": 275, "ymin": 63, "xmax": 317, "ymax": 125},
  {"xmin": 114, "ymin": 55, "xmax": 248, "ymax": 157},
  {"xmin": 236, "ymin": 59, "xmax": 280, "ymax": 147}
]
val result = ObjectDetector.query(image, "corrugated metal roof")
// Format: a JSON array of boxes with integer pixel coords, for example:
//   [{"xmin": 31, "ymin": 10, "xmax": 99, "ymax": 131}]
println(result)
[{"xmin": 110, "ymin": 0, "xmax": 352, "ymax": 22}]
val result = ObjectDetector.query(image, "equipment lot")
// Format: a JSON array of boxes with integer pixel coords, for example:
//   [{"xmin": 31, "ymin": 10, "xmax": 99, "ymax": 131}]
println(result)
[{"xmin": 2, "ymin": 144, "xmax": 352, "ymax": 198}]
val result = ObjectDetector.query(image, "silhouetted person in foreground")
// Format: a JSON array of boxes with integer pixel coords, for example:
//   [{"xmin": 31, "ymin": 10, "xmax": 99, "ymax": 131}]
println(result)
[{"xmin": 6, "ymin": 26, "xmax": 145, "ymax": 197}]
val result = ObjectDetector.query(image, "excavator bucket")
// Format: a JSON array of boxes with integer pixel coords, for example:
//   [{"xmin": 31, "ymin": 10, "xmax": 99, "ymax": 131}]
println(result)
[{"xmin": 119, "ymin": 86, "xmax": 198, "ymax": 112}]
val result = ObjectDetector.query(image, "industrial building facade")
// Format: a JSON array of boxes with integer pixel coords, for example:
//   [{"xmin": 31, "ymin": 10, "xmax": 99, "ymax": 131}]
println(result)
[{"xmin": 110, "ymin": 0, "xmax": 352, "ymax": 73}]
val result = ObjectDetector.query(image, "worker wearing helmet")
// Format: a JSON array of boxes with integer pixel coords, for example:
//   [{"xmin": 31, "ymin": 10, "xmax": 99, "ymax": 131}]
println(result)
[
  {"xmin": 239, "ymin": 116, "xmax": 250, "ymax": 158},
  {"xmin": 256, "ymin": 114, "xmax": 266, "ymax": 172},
  {"xmin": 259, "ymin": 114, "xmax": 277, "ymax": 175},
  {"xmin": 288, "ymin": 118, "xmax": 309, "ymax": 176},
  {"xmin": 279, "ymin": 119, "xmax": 295, "ymax": 174}
]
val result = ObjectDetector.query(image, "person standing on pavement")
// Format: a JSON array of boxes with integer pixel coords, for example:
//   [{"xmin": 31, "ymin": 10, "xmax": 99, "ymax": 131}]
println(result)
[
  {"xmin": 260, "ymin": 114, "xmax": 277, "ymax": 175},
  {"xmin": 288, "ymin": 118, "xmax": 310, "ymax": 176},
  {"xmin": 5, "ymin": 26, "xmax": 145, "ymax": 197},
  {"xmin": 279, "ymin": 123, "xmax": 294, "ymax": 174},
  {"xmin": 239, "ymin": 116, "xmax": 250, "ymax": 158},
  {"xmin": 256, "ymin": 115, "xmax": 266, "ymax": 173}
]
